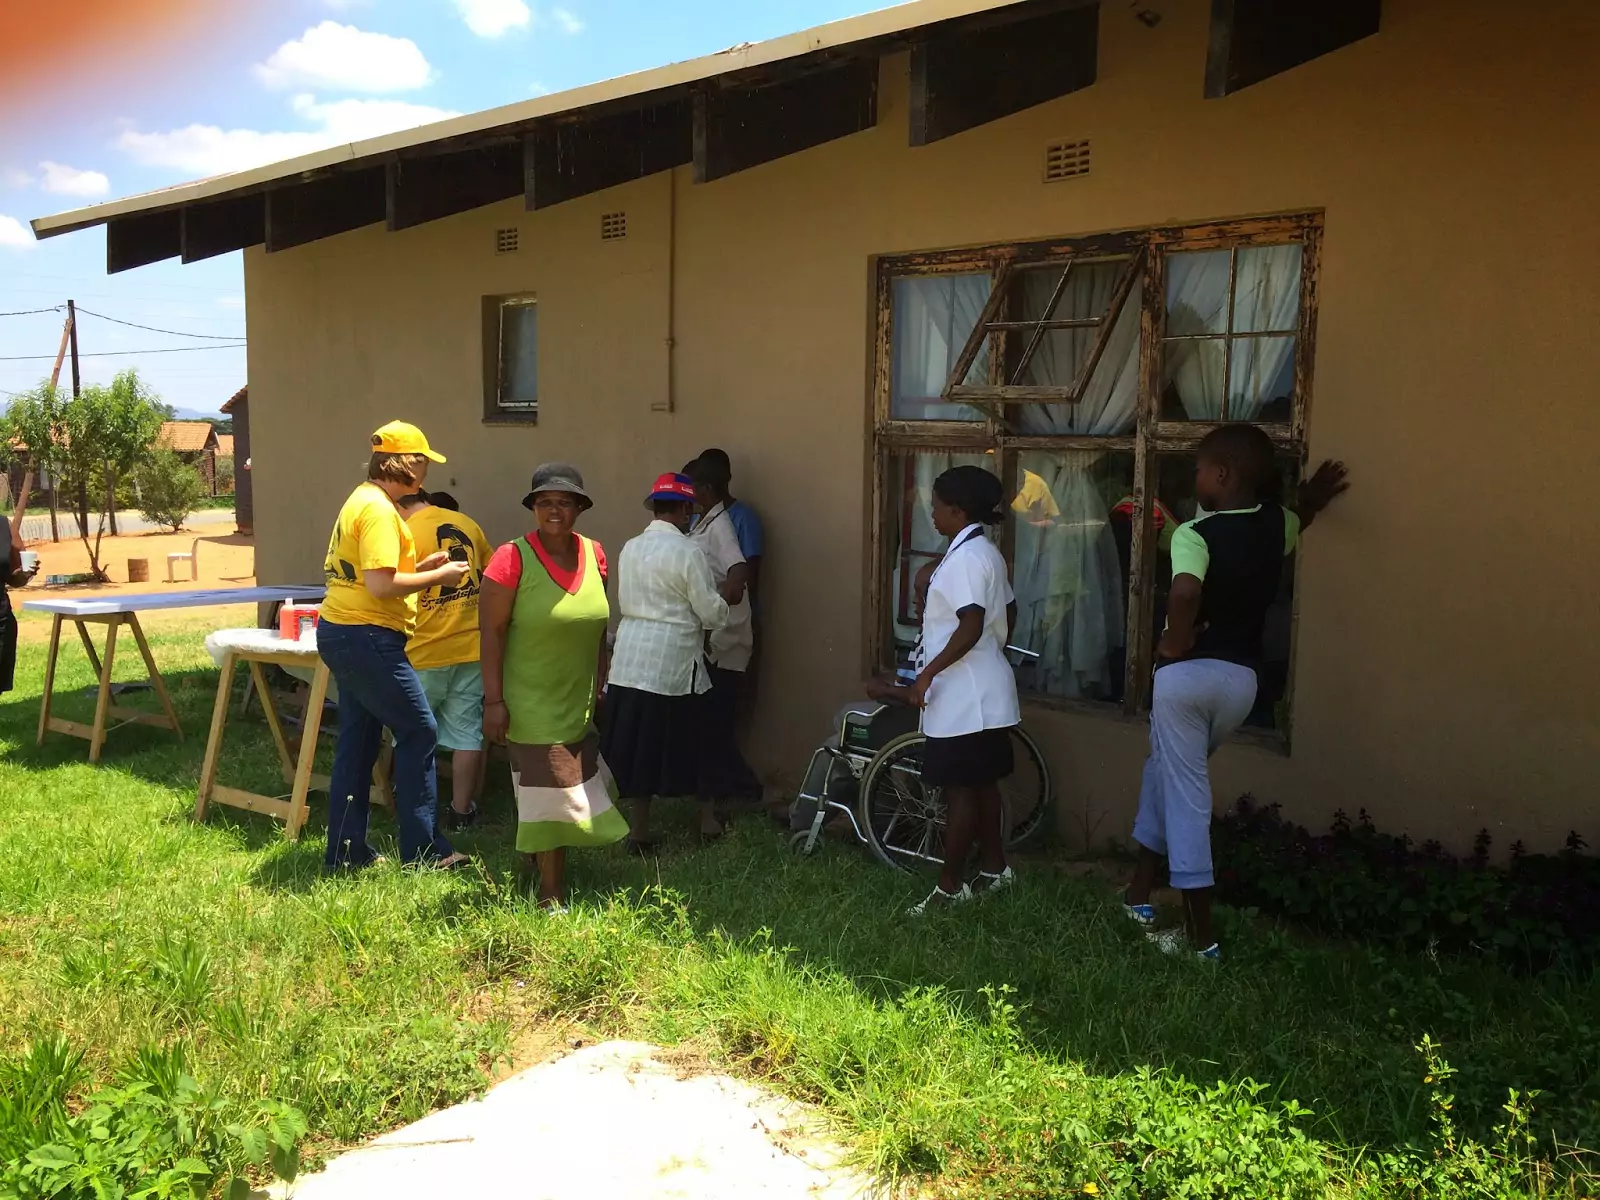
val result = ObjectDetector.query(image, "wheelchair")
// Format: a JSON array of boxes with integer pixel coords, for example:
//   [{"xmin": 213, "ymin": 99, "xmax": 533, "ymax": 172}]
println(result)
[{"xmin": 788, "ymin": 649, "xmax": 1053, "ymax": 873}]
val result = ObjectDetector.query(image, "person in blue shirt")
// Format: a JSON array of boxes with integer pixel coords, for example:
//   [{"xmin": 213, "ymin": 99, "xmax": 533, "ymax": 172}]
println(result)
[
  {"xmin": 694, "ymin": 449, "xmax": 764, "ymax": 596},
  {"xmin": 690, "ymin": 448, "xmax": 767, "ymax": 795}
]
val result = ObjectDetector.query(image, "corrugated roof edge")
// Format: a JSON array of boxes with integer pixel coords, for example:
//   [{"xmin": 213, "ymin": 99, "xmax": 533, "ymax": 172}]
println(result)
[{"xmin": 30, "ymin": 0, "xmax": 1028, "ymax": 239}]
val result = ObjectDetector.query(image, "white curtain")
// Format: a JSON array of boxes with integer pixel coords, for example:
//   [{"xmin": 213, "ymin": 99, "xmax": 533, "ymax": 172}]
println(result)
[
  {"xmin": 1013, "ymin": 262, "xmax": 1141, "ymax": 437},
  {"xmin": 1166, "ymin": 245, "xmax": 1300, "ymax": 420},
  {"xmin": 995, "ymin": 263, "xmax": 1136, "ymax": 698},
  {"xmin": 891, "ymin": 274, "xmax": 990, "ymax": 421},
  {"xmin": 1010, "ymin": 452, "xmax": 1126, "ymax": 699}
]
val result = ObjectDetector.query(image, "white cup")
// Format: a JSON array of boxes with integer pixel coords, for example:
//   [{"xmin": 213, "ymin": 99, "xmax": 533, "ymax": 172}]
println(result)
[{"xmin": 18, "ymin": 550, "xmax": 39, "ymax": 574}]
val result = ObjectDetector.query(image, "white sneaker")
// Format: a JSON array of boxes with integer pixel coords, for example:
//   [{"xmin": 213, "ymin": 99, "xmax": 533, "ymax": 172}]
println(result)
[
  {"xmin": 908, "ymin": 883, "xmax": 973, "ymax": 916},
  {"xmin": 973, "ymin": 866, "xmax": 1016, "ymax": 895},
  {"xmin": 1146, "ymin": 927, "xmax": 1220, "ymax": 961}
]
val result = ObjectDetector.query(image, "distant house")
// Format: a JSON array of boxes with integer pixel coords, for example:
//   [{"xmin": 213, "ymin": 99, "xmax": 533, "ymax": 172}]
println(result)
[
  {"xmin": 220, "ymin": 386, "xmax": 250, "ymax": 534},
  {"xmin": 155, "ymin": 420, "xmax": 221, "ymax": 495}
]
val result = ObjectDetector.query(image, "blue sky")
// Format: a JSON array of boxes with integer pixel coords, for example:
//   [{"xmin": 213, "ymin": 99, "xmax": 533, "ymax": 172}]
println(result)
[{"xmin": 0, "ymin": 0, "xmax": 875, "ymax": 415}]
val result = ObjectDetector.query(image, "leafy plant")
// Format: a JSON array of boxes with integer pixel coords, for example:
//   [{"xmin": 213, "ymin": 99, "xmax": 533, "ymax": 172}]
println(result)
[
  {"xmin": 1213, "ymin": 799, "xmax": 1599, "ymax": 972},
  {"xmin": 134, "ymin": 449, "xmax": 207, "ymax": 533},
  {"xmin": 0, "ymin": 1038, "xmax": 305, "ymax": 1199}
]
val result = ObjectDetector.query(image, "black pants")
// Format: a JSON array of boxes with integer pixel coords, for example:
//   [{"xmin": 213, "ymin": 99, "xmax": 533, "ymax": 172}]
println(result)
[
  {"xmin": 697, "ymin": 665, "xmax": 761, "ymax": 801},
  {"xmin": 0, "ymin": 592, "xmax": 16, "ymax": 695}
]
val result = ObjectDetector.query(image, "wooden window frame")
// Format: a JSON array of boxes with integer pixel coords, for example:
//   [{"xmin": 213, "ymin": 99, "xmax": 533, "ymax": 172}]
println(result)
[
  {"xmin": 868, "ymin": 211, "xmax": 1323, "ymax": 745},
  {"xmin": 482, "ymin": 294, "xmax": 539, "ymax": 425}
]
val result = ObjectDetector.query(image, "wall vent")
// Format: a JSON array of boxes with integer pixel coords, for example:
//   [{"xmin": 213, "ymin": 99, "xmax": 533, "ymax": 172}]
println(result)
[
  {"xmin": 1044, "ymin": 139, "xmax": 1092, "ymax": 182},
  {"xmin": 600, "ymin": 211, "xmax": 628, "ymax": 241},
  {"xmin": 494, "ymin": 227, "xmax": 520, "ymax": 254}
]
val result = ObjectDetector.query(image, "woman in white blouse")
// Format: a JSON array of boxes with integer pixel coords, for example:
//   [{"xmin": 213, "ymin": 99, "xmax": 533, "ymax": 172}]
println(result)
[
  {"xmin": 599, "ymin": 472, "xmax": 733, "ymax": 853},
  {"xmin": 904, "ymin": 466, "xmax": 1021, "ymax": 915}
]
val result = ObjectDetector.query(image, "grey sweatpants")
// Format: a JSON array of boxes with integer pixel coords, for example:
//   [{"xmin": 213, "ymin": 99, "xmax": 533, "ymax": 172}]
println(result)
[{"xmin": 1131, "ymin": 658, "xmax": 1257, "ymax": 890}]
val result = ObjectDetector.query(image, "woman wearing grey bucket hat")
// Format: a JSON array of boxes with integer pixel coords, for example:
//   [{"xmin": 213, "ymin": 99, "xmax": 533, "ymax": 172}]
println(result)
[{"xmin": 480, "ymin": 463, "xmax": 628, "ymax": 909}]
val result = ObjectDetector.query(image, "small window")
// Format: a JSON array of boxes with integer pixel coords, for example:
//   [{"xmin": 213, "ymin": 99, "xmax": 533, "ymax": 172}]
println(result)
[
  {"xmin": 495, "ymin": 227, "xmax": 520, "ymax": 254},
  {"xmin": 600, "ymin": 211, "xmax": 627, "ymax": 241},
  {"xmin": 484, "ymin": 296, "xmax": 538, "ymax": 422},
  {"xmin": 1044, "ymin": 139, "xmax": 1091, "ymax": 182}
]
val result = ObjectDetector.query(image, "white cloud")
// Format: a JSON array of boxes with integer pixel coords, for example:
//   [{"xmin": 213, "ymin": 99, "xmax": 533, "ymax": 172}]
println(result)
[
  {"xmin": 217, "ymin": 295, "xmax": 246, "ymax": 309},
  {"xmin": 455, "ymin": 0, "xmax": 531, "ymax": 37},
  {"xmin": 3, "ymin": 167, "xmax": 35, "ymax": 189},
  {"xmin": 0, "ymin": 215, "xmax": 34, "ymax": 249},
  {"xmin": 550, "ymin": 6, "xmax": 584, "ymax": 34},
  {"xmin": 529, "ymin": 80, "xmax": 551, "ymax": 96},
  {"xmin": 37, "ymin": 161, "xmax": 110, "ymax": 197},
  {"xmin": 115, "ymin": 96, "xmax": 460, "ymax": 176},
  {"xmin": 253, "ymin": 22, "xmax": 432, "ymax": 93}
]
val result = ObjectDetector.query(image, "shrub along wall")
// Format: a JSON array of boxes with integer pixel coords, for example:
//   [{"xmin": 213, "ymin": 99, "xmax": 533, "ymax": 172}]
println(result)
[{"xmin": 1213, "ymin": 799, "xmax": 1599, "ymax": 972}]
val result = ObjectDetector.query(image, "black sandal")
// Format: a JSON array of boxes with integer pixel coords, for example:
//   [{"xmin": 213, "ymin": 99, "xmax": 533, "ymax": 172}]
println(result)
[{"xmin": 625, "ymin": 838, "xmax": 660, "ymax": 857}]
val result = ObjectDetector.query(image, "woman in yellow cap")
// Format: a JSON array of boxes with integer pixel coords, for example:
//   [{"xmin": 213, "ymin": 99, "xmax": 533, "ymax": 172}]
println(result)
[{"xmin": 318, "ymin": 421, "xmax": 472, "ymax": 871}]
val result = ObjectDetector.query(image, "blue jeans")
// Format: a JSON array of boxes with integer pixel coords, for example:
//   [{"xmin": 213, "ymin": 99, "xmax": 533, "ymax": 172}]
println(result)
[{"xmin": 317, "ymin": 620, "xmax": 454, "ymax": 867}]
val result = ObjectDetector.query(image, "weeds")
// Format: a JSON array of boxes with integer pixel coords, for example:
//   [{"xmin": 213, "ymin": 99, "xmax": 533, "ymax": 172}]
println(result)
[{"xmin": 0, "ymin": 618, "xmax": 1595, "ymax": 1196}]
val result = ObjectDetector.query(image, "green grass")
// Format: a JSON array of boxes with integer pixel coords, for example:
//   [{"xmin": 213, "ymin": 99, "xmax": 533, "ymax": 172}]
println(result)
[{"xmin": 0, "ymin": 614, "xmax": 1595, "ymax": 1197}]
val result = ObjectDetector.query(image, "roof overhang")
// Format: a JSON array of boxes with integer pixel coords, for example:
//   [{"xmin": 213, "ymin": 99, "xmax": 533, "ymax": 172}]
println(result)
[{"xmin": 30, "ymin": 0, "xmax": 1378, "ymax": 271}]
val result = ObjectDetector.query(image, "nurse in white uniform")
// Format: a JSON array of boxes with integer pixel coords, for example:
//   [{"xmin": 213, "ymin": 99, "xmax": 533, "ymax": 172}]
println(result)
[{"xmin": 905, "ymin": 465, "xmax": 1021, "ymax": 915}]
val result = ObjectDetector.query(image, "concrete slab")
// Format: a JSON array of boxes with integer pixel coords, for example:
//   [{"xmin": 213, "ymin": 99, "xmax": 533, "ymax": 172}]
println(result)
[{"xmin": 271, "ymin": 1041, "xmax": 880, "ymax": 1199}]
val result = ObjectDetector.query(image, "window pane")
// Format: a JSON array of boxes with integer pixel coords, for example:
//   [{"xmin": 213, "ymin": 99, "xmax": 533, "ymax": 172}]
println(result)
[
  {"xmin": 1232, "ymin": 244, "xmax": 1302, "ymax": 334},
  {"xmin": 1009, "ymin": 450, "xmax": 1134, "ymax": 702},
  {"xmin": 1156, "ymin": 451, "xmax": 1302, "ymax": 733},
  {"xmin": 1228, "ymin": 336, "xmax": 1295, "ymax": 422},
  {"xmin": 1165, "ymin": 250, "xmax": 1230, "ymax": 336},
  {"xmin": 887, "ymin": 449, "xmax": 995, "ymax": 661},
  {"xmin": 1012, "ymin": 261, "xmax": 1142, "ymax": 438},
  {"xmin": 1162, "ymin": 337, "xmax": 1225, "ymax": 420},
  {"xmin": 891, "ymin": 273, "xmax": 990, "ymax": 421},
  {"xmin": 499, "ymin": 302, "xmax": 538, "ymax": 409}
]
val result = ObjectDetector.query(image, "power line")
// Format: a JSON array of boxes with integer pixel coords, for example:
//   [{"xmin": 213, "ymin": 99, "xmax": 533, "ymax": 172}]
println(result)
[
  {"xmin": 72, "ymin": 306, "xmax": 246, "ymax": 341},
  {"xmin": 0, "ymin": 306, "xmax": 64, "ymax": 318},
  {"xmin": 0, "ymin": 344, "xmax": 245, "ymax": 361}
]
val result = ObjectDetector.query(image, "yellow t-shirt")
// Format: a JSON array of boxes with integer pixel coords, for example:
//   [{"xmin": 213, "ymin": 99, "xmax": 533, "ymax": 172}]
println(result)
[
  {"xmin": 1012, "ymin": 469, "xmax": 1061, "ymax": 522},
  {"xmin": 321, "ymin": 483, "xmax": 417, "ymax": 634},
  {"xmin": 405, "ymin": 506, "xmax": 493, "ymax": 670}
]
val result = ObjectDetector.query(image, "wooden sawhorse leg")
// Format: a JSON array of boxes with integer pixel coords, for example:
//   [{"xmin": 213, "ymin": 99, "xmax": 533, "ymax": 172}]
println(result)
[{"xmin": 38, "ymin": 612, "xmax": 184, "ymax": 762}]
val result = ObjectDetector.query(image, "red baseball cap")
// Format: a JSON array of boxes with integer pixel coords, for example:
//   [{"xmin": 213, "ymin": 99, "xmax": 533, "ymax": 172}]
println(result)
[{"xmin": 644, "ymin": 471, "xmax": 696, "ymax": 506}]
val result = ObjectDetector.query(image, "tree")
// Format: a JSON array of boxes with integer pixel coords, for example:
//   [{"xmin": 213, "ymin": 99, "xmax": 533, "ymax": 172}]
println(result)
[
  {"xmin": 134, "ymin": 450, "xmax": 206, "ymax": 533},
  {"xmin": 52, "ymin": 370, "xmax": 166, "ymax": 579},
  {"xmin": 214, "ymin": 455, "xmax": 235, "ymax": 494},
  {"xmin": 0, "ymin": 379, "xmax": 67, "ymax": 542}
]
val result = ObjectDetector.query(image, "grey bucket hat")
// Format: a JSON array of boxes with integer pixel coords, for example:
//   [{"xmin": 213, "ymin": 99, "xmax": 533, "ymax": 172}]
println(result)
[{"xmin": 522, "ymin": 462, "xmax": 593, "ymax": 511}]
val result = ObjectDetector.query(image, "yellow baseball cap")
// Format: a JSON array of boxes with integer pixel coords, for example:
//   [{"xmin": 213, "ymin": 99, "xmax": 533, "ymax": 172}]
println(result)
[{"xmin": 370, "ymin": 420, "xmax": 446, "ymax": 463}]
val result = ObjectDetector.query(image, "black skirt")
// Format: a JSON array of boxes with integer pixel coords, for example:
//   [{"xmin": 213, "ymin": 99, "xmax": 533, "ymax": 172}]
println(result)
[
  {"xmin": 921, "ymin": 727, "xmax": 1015, "ymax": 788},
  {"xmin": 599, "ymin": 684, "xmax": 699, "ymax": 799}
]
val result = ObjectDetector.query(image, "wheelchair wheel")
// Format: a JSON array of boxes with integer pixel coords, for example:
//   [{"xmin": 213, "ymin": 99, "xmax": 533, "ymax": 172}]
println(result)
[
  {"xmin": 858, "ymin": 728, "xmax": 1054, "ymax": 872},
  {"xmin": 1002, "ymin": 726, "xmax": 1052, "ymax": 848},
  {"xmin": 857, "ymin": 732, "xmax": 942, "ymax": 873}
]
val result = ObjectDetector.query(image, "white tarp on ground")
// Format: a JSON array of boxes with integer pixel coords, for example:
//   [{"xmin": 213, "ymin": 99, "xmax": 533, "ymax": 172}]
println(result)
[{"xmin": 269, "ymin": 1040, "xmax": 879, "ymax": 1200}]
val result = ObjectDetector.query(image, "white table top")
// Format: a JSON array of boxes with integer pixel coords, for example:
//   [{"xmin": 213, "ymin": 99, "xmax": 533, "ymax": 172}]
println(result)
[
  {"xmin": 204, "ymin": 626, "xmax": 321, "ymax": 665},
  {"xmin": 21, "ymin": 585, "xmax": 325, "ymax": 618}
]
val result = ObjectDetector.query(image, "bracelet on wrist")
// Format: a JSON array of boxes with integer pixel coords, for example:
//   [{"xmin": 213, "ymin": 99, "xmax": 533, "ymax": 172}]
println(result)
[{"xmin": 484, "ymin": 698, "xmax": 505, "ymax": 706}]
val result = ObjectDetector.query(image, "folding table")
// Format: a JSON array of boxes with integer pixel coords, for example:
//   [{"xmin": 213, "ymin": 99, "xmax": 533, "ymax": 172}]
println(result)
[
  {"xmin": 195, "ymin": 626, "xmax": 392, "ymax": 840},
  {"xmin": 23, "ymin": 586, "xmax": 325, "ymax": 763}
]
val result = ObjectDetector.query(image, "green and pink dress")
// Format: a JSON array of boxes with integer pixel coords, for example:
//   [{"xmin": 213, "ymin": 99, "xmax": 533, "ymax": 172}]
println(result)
[{"xmin": 495, "ymin": 534, "xmax": 629, "ymax": 852}]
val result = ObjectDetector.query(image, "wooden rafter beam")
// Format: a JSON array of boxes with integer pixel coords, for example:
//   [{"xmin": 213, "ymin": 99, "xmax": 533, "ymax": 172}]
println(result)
[
  {"xmin": 107, "ymin": 210, "xmax": 181, "ymax": 274},
  {"xmin": 264, "ymin": 168, "xmax": 386, "ymax": 253},
  {"xmin": 909, "ymin": 1, "xmax": 1099, "ymax": 146},
  {"xmin": 1205, "ymin": 0, "xmax": 1382, "ymax": 98},
  {"xmin": 525, "ymin": 99, "xmax": 693, "ymax": 210},
  {"xmin": 387, "ymin": 145, "xmax": 524, "ymax": 231},
  {"xmin": 693, "ymin": 58, "xmax": 878, "ymax": 184},
  {"xmin": 180, "ymin": 195, "xmax": 265, "ymax": 263}
]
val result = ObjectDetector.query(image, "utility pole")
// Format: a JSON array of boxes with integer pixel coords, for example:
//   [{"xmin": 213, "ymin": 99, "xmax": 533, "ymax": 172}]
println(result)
[
  {"xmin": 67, "ymin": 299, "xmax": 86, "ymax": 539},
  {"xmin": 46, "ymin": 304, "xmax": 73, "ymax": 543},
  {"xmin": 7, "ymin": 308, "xmax": 72, "ymax": 545}
]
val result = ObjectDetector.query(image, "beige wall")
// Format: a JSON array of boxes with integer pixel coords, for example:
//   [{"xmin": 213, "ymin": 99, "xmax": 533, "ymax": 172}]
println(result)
[{"xmin": 247, "ymin": 0, "xmax": 1600, "ymax": 852}]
